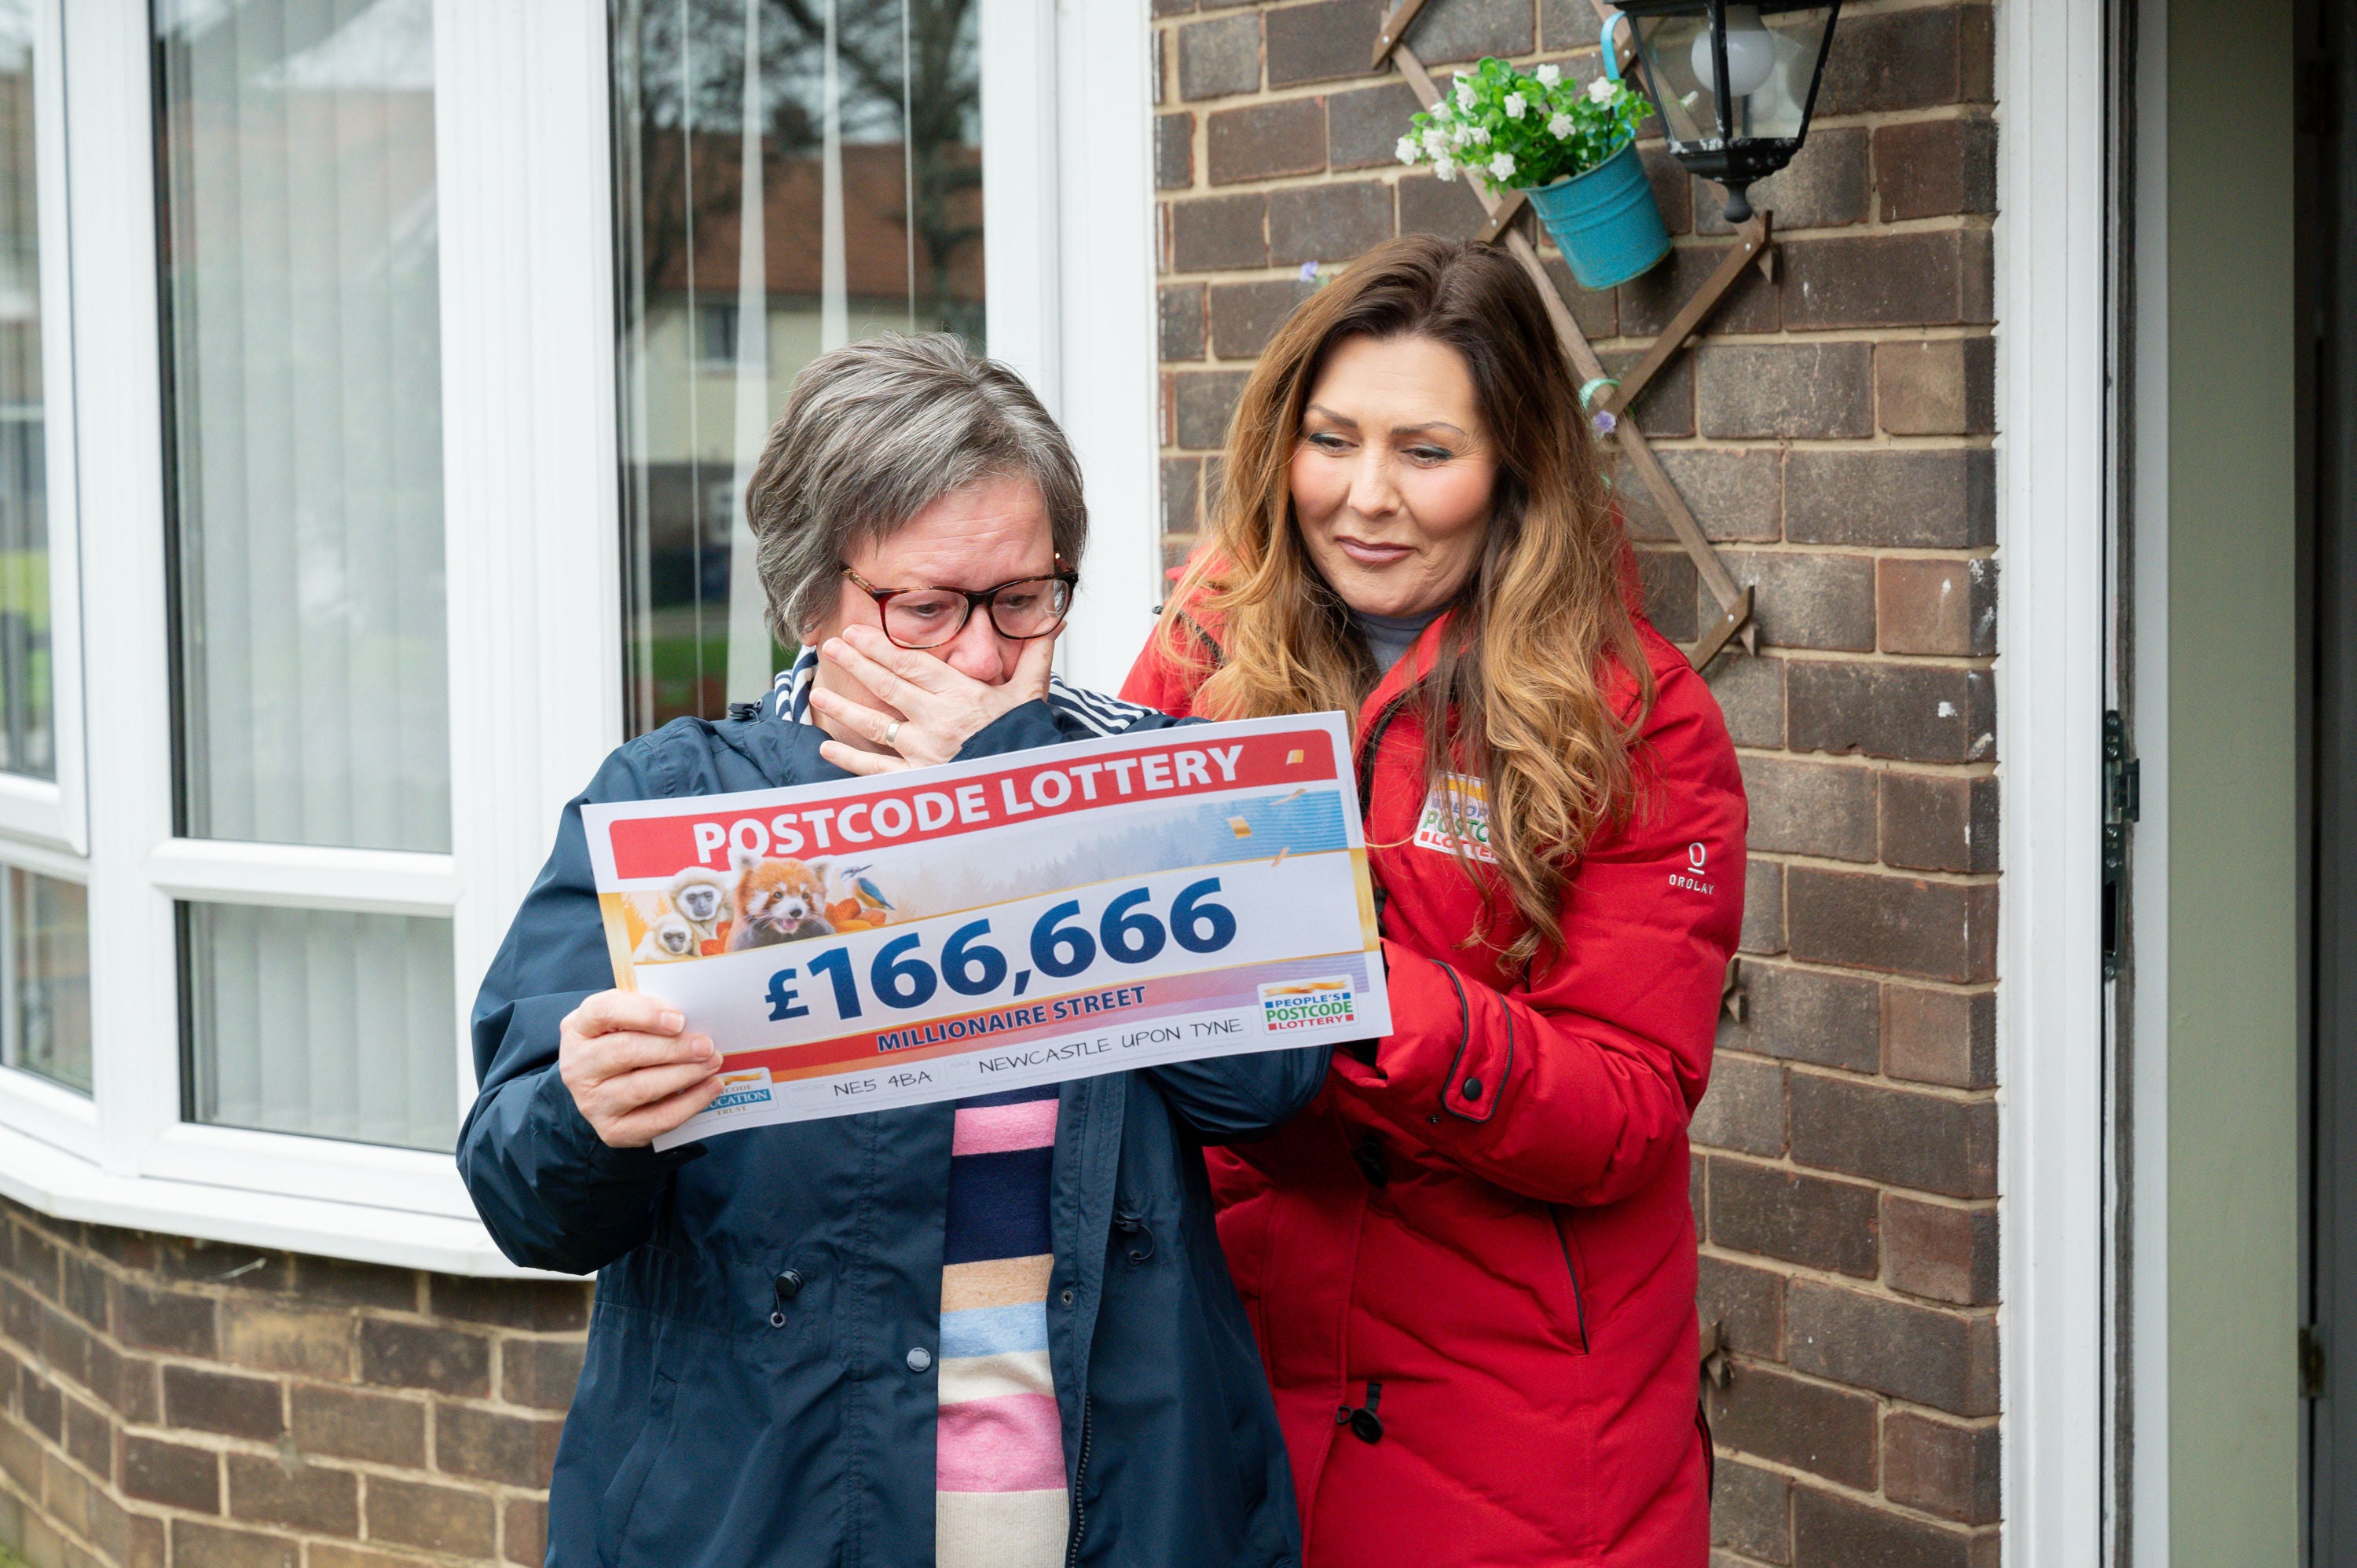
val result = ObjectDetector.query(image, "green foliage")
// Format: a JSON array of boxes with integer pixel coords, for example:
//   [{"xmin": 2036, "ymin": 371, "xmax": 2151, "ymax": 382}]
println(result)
[{"xmin": 1394, "ymin": 56, "xmax": 1651, "ymax": 192}]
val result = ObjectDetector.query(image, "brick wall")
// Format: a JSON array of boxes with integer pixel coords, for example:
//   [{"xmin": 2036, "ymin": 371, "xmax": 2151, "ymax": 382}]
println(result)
[
  {"xmin": 0, "ymin": 1199, "xmax": 587, "ymax": 1568},
  {"xmin": 1151, "ymin": 1, "xmax": 2001, "ymax": 1562}
]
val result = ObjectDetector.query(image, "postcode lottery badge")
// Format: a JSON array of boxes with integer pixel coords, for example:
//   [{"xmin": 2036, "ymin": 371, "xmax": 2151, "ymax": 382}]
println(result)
[
  {"xmin": 1413, "ymin": 772, "xmax": 1497, "ymax": 865},
  {"xmin": 1258, "ymin": 977, "xmax": 1358, "ymax": 1032},
  {"xmin": 709, "ymin": 1068, "xmax": 776, "ymax": 1116}
]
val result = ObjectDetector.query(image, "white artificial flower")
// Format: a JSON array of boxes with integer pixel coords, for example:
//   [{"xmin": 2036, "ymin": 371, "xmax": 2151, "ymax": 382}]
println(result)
[
  {"xmin": 1587, "ymin": 75, "xmax": 1618, "ymax": 104},
  {"xmin": 1421, "ymin": 125, "xmax": 1450, "ymax": 155},
  {"xmin": 1453, "ymin": 77, "xmax": 1476, "ymax": 110},
  {"xmin": 1549, "ymin": 112, "xmax": 1575, "ymax": 138},
  {"xmin": 1465, "ymin": 124, "xmax": 1491, "ymax": 145},
  {"xmin": 1488, "ymin": 151, "xmax": 1516, "ymax": 180},
  {"xmin": 1395, "ymin": 135, "xmax": 1420, "ymax": 165},
  {"xmin": 1535, "ymin": 64, "xmax": 1562, "ymax": 87},
  {"xmin": 1504, "ymin": 92, "xmax": 1527, "ymax": 119},
  {"xmin": 1433, "ymin": 155, "xmax": 1457, "ymax": 181}
]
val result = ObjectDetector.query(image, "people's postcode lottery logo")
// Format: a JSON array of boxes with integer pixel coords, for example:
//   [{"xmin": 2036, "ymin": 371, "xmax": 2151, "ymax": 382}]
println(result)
[
  {"xmin": 1259, "ymin": 977, "xmax": 1358, "ymax": 1032},
  {"xmin": 710, "ymin": 1068, "xmax": 776, "ymax": 1115}
]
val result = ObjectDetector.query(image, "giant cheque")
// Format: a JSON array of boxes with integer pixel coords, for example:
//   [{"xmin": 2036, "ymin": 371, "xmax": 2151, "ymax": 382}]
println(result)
[{"xmin": 581, "ymin": 712, "xmax": 1389, "ymax": 1147}]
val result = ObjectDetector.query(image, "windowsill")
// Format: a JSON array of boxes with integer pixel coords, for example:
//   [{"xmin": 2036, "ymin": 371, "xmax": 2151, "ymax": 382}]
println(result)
[{"xmin": 0, "ymin": 1117, "xmax": 571, "ymax": 1280}]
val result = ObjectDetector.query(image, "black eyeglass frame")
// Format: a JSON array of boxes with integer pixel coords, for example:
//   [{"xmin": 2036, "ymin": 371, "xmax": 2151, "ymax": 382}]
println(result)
[{"xmin": 839, "ymin": 562, "xmax": 1080, "ymax": 650}]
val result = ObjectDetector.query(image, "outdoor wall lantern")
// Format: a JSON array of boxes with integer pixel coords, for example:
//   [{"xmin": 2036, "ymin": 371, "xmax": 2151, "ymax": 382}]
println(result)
[{"xmin": 1606, "ymin": 1, "xmax": 1841, "ymax": 224}]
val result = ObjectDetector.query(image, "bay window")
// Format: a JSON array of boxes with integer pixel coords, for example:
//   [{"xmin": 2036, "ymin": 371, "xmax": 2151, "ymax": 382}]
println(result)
[{"xmin": 0, "ymin": 0, "xmax": 1153, "ymax": 1273}]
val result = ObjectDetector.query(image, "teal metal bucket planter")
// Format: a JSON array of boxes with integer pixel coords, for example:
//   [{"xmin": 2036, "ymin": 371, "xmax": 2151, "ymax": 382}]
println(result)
[{"xmin": 1525, "ymin": 140, "xmax": 1670, "ymax": 291}]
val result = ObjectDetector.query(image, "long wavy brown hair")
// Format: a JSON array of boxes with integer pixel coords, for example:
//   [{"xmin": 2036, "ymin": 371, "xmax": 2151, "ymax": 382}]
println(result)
[{"xmin": 1160, "ymin": 235, "xmax": 1652, "ymax": 962}]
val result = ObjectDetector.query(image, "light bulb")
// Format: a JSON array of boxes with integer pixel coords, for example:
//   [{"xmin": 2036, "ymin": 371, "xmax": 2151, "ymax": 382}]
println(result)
[{"xmin": 1691, "ymin": 5, "xmax": 1776, "ymax": 101}]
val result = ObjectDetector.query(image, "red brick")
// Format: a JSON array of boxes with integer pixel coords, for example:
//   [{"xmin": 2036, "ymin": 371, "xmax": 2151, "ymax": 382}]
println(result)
[
  {"xmin": 59, "ymin": 1252, "xmax": 108, "ymax": 1330},
  {"xmin": 62, "ymin": 1397, "xmax": 110, "ymax": 1476},
  {"xmin": 1695, "ymin": 344, "xmax": 1872, "ymax": 440},
  {"xmin": 1162, "ymin": 457, "xmax": 1204, "ymax": 539},
  {"xmin": 1885, "ymin": 1195, "xmax": 1999, "ymax": 1306},
  {"xmin": 1885, "ymin": 1412, "xmax": 2001, "ymax": 1525},
  {"xmin": 1170, "ymin": 193, "xmax": 1267, "ymax": 271},
  {"xmin": 1691, "ymin": 1053, "xmax": 1784, "ymax": 1157},
  {"xmin": 364, "ymin": 1477, "xmax": 497, "ymax": 1559},
  {"xmin": 1637, "ymin": 548, "xmax": 1699, "ymax": 643},
  {"xmin": 1269, "ymin": 179, "xmax": 1395, "ymax": 266},
  {"xmin": 1718, "ymin": 961, "xmax": 1879, "ymax": 1073},
  {"xmin": 432, "ymin": 1403, "xmax": 563, "ymax": 1489},
  {"xmin": 1710, "ymin": 1456, "xmax": 1792, "ymax": 1565},
  {"xmin": 427, "ymin": 1277, "xmax": 590, "ymax": 1333},
  {"xmin": 170, "ymin": 1521, "xmax": 297, "ymax": 1568},
  {"xmin": 1786, "ymin": 868, "xmax": 1998, "ymax": 984},
  {"xmin": 1159, "ymin": 283, "xmax": 1206, "ymax": 362},
  {"xmin": 1207, "ymin": 98, "xmax": 1325, "ymax": 185},
  {"xmin": 1781, "ymin": 232, "xmax": 1978, "ymax": 329},
  {"xmin": 157, "ymin": 1240, "xmax": 293, "ymax": 1295},
  {"xmin": 112, "ymin": 1280, "xmax": 216, "ymax": 1357},
  {"xmin": 1706, "ymin": 1157, "xmax": 1879, "ymax": 1277},
  {"xmin": 1876, "ymin": 338, "xmax": 1997, "ymax": 436},
  {"xmin": 1787, "ymin": 1279, "xmax": 1996, "ymax": 1416},
  {"xmin": 1176, "ymin": 13, "xmax": 1259, "ymax": 101},
  {"xmin": 86, "ymin": 1341, "xmax": 159, "ymax": 1424},
  {"xmin": 1793, "ymin": 1485, "xmax": 1992, "ymax": 1568},
  {"xmin": 1880, "ymin": 771, "xmax": 1999, "ymax": 874},
  {"xmin": 122, "ymin": 1435, "xmax": 219, "ymax": 1513},
  {"xmin": 1615, "ymin": 449, "xmax": 1780, "ymax": 545},
  {"xmin": 163, "ymin": 1365, "xmax": 284, "ymax": 1441},
  {"xmin": 1726, "ymin": 552, "xmax": 1878, "ymax": 654},
  {"xmin": 37, "ymin": 1301, "xmax": 91, "ymax": 1388},
  {"xmin": 1395, "ymin": 171, "xmax": 1491, "ymax": 241},
  {"xmin": 1879, "ymin": 554, "xmax": 1998, "ymax": 656},
  {"xmin": 3, "ymin": 1222, "xmax": 58, "ymax": 1298},
  {"xmin": 357, "ymin": 1321, "xmax": 489, "ymax": 1397},
  {"xmin": 1704, "ymin": 1364, "xmax": 1877, "ymax": 1490},
  {"xmin": 1786, "ymin": 449, "xmax": 1996, "ymax": 549},
  {"xmin": 504, "ymin": 1498, "xmax": 547, "ymax": 1568},
  {"xmin": 1607, "ymin": 348, "xmax": 1695, "ymax": 439},
  {"xmin": 1405, "ymin": 0, "xmax": 1533, "ymax": 64},
  {"xmin": 1741, "ymin": 756, "xmax": 1875, "ymax": 863},
  {"xmin": 1208, "ymin": 277, "xmax": 1318, "ymax": 357},
  {"xmin": 1266, "ymin": 0, "xmax": 1381, "ymax": 87},
  {"xmin": 1156, "ymin": 111, "xmax": 1194, "ymax": 191},
  {"xmin": 1816, "ymin": 4, "xmax": 1992, "ymax": 115},
  {"xmin": 220, "ymin": 1302, "xmax": 352, "ymax": 1381},
  {"xmin": 1883, "ymin": 984, "xmax": 1996, "ymax": 1090},
  {"xmin": 0, "ymin": 1411, "xmax": 39, "ymax": 1492},
  {"xmin": 1536, "ymin": 252, "xmax": 1619, "ymax": 341},
  {"xmin": 1172, "ymin": 370, "xmax": 1250, "ymax": 451},
  {"xmin": 1696, "ymin": 126, "xmax": 1870, "ymax": 235},
  {"xmin": 1618, "ymin": 240, "xmax": 1778, "ymax": 339},
  {"xmin": 290, "ymin": 1385, "xmax": 427, "ymax": 1470},
  {"xmin": 1787, "ymin": 662, "xmax": 1995, "ymax": 766},
  {"xmin": 227, "ymin": 1453, "xmax": 358, "ymax": 1537},
  {"xmin": 1697, "ymin": 1253, "xmax": 1786, "ymax": 1361},
  {"xmin": 19, "ymin": 1367, "xmax": 60, "ymax": 1438},
  {"xmin": 1787, "ymin": 1072, "xmax": 1997, "ymax": 1198},
  {"xmin": 1704, "ymin": 654, "xmax": 1784, "ymax": 749},
  {"xmin": 1639, "ymin": 143, "xmax": 1695, "ymax": 236},
  {"xmin": 1876, "ymin": 115, "xmax": 1998, "ymax": 220},
  {"xmin": 1325, "ymin": 80, "xmax": 1423, "ymax": 170},
  {"xmin": 1739, "ymin": 859, "xmax": 1786, "ymax": 956}
]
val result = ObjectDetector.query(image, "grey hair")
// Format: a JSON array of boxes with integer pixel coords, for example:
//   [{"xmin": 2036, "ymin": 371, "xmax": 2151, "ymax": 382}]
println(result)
[{"xmin": 746, "ymin": 332, "xmax": 1087, "ymax": 646}]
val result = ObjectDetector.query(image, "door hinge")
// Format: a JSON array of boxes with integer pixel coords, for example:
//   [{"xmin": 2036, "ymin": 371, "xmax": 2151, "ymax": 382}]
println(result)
[
  {"xmin": 2102, "ymin": 710, "xmax": 2140, "ymax": 981},
  {"xmin": 2302, "ymin": 1324, "xmax": 2328, "ymax": 1400}
]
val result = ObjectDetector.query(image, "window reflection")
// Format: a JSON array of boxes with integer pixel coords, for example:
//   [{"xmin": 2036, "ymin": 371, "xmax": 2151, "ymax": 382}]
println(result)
[
  {"xmin": 611, "ymin": 0, "xmax": 984, "ymax": 735},
  {"xmin": 0, "ymin": 2, "xmax": 53, "ymax": 782},
  {"xmin": 0, "ymin": 867, "xmax": 88, "ymax": 1095}
]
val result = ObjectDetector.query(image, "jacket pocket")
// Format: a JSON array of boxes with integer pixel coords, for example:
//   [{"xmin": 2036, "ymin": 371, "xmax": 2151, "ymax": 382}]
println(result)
[
  {"xmin": 596, "ymin": 1368, "xmax": 677, "ymax": 1568},
  {"xmin": 1549, "ymin": 1208, "xmax": 1591, "ymax": 1354}
]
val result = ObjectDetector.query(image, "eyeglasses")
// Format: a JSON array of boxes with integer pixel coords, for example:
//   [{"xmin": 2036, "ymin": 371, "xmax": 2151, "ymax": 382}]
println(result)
[{"xmin": 841, "ymin": 563, "xmax": 1078, "ymax": 650}]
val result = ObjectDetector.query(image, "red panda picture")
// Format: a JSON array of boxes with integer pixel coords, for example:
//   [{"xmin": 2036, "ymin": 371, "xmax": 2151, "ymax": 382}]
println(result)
[{"xmin": 728, "ymin": 850, "xmax": 835, "ymax": 948}]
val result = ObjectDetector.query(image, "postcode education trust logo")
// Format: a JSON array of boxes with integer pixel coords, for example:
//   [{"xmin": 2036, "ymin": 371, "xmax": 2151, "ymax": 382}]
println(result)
[
  {"xmin": 1258, "ymin": 976, "xmax": 1358, "ymax": 1032},
  {"xmin": 709, "ymin": 1068, "xmax": 775, "ymax": 1116}
]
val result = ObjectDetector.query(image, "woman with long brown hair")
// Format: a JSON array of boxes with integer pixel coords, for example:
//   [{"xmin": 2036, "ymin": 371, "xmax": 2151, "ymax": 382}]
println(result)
[{"xmin": 1122, "ymin": 235, "xmax": 1746, "ymax": 1565}]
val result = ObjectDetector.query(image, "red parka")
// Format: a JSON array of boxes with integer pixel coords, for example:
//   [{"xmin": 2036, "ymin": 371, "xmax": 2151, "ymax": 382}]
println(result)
[{"xmin": 1121, "ymin": 599, "xmax": 1746, "ymax": 1566}]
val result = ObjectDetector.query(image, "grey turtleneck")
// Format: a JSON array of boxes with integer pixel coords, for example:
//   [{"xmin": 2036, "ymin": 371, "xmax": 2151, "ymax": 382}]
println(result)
[{"xmin": 1352, "ymin": 606, "xmax": 1443, "ymax": 674}]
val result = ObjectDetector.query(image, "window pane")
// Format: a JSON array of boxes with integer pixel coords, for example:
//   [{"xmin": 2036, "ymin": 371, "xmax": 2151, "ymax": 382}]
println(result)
[
  {"xmin": 611, "ymin": 0, "xmax": 984, "ymax": 736},
  {"xmin": 0, "ymin": 868, "xmax": 88, "ymax": 1094},
  {"xmin": 184, "ymin": 903, "xmax": 456, "ymax": 1152},
  {"xmin": 0, "ymin": 9, "xmax": 52, "ymax": 781},
  {"xmin": 156, "ymin": 0, "xmax": 451, "ymax": 852}
]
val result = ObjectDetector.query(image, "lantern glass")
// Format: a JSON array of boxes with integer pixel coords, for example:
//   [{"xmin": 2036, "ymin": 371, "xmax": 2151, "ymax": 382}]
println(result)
[{"xmin": 1619, "ymin": 2, "xmax": 1838, "ymax": 218}]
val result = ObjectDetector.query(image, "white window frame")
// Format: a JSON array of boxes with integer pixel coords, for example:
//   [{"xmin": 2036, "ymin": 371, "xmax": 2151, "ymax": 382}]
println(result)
[
  {"xmin": 0, "ymin": 0, "xmax": 94, "ymax": 1156},
  {"xmin": 1, "ymin": 0, "xmax": 1157, "ymax": 1276}
]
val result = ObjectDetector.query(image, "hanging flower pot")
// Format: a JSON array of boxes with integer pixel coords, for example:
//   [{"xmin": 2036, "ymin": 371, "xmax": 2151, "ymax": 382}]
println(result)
[
  {"xmin": 1524, "ymin": 139, "xmax": 1672, "ymax": 290},
  {"xmin": 1394, "ymin": 54, "xmax": 1670, "ymax": 291}
]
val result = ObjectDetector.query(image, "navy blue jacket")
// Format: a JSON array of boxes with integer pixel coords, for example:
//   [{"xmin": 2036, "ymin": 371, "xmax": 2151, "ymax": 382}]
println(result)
[{"xmin": 458, "ymin": 693, "xmax": 1322, "ymax": 1568}]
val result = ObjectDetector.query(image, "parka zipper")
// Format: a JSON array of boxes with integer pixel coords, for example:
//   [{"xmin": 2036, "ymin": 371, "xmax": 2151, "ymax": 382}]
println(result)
[
  {"xmin": 1552, "ymin": 1211, "xmax": 1591, "ymax": 1353},
  {"xmin": 1065, "ymin": 1394, "xmax": 1094, "ymax": 1565}
]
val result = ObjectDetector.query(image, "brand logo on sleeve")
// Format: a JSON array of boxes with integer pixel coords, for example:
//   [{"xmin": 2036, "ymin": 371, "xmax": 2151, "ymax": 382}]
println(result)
[
  {"xmin": 1258, "ymin": 977, "xmax": 1358, "ymax": 1032},
  {"xmin": 709, "ymin": 1068, "xmax": 775, "ymax": 1115},
  {"xmin": 1412, "ymin": 773, "xmax": 1497, "ymax": 864},
  {"xmin": 1669, "ymin": 841, "xmax": 1716, "ymax": 896}
]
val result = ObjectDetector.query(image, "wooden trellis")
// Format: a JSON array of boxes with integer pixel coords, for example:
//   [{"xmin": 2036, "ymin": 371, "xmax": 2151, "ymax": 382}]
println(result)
[{"xmin": 1373, "ymin": 0, "xmax": 1769, "ymax": 668}]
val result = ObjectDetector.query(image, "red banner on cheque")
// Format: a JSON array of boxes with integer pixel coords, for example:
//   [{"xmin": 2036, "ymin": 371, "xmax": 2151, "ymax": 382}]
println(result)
[{"xmin": 577, "ymin": 713, "xmax": 1386, "ymax": 1145}]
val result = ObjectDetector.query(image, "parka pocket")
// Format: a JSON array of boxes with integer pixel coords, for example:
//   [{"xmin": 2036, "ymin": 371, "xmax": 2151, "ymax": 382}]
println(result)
[
  {"xmin": 596, "ymin": 1368, "xmax": 677, "ymax": 1568},
  {"xmin": 1549, "ymin": 1208, "xmax": 1592, "ymax": 1355}
]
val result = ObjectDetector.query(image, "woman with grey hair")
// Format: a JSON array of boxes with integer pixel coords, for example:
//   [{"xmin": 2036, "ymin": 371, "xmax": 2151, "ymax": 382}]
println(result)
[{"xmin": 460, "ymin": 334, "xmax": 1320, "ymax": 1568}]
